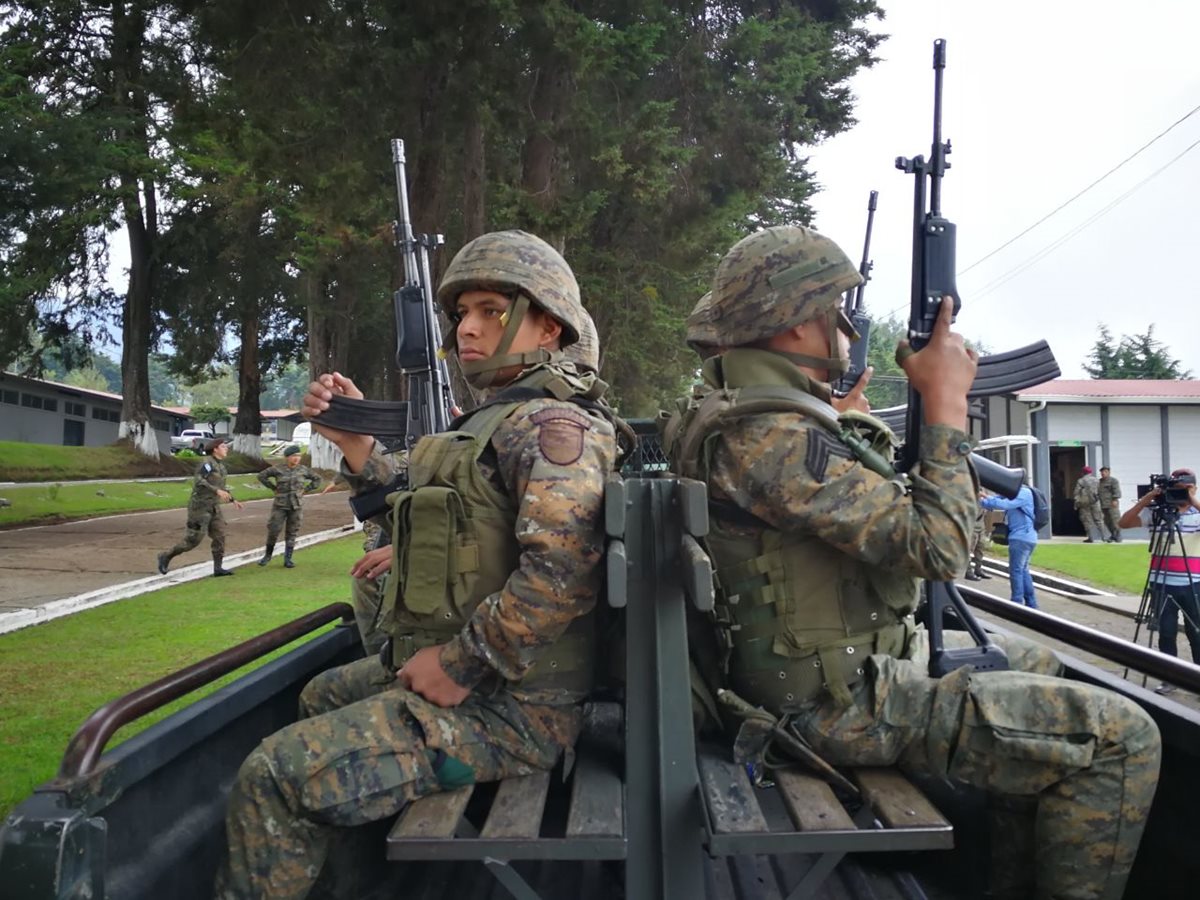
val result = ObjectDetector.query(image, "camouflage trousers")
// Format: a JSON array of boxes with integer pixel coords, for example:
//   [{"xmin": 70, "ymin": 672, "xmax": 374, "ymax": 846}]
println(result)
[
  {"xmin": 968, "ymin": 524, "xmax": 987, "ymax": 574},
  {"xmin": 265, "ymin": 505, "xmax": 302, "ymax": 545},
  {"xmin": 349, "ymin": 574, "xmax": 388, "ymax": 656},
  {"xmin": 789, "ymin": 629, "xmax": 1160, "ymax": 900},
  {"xmin": 166, "ymin": 505, "xmax": 225, "ymax": 558},
  {"xmin": 1102, "ymin": 506, "xmax": 1122, "ymax": 540},
  {"xmin": 213, "ymin": 656, "xmax": 581, "ymax": 900},
  {"xmin": 1077, "ymin": 502, "xmax": 1105, "ymax": 540}
]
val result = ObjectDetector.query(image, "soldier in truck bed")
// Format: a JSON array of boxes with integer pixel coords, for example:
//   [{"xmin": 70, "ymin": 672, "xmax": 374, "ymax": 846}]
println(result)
[
  {"xmin": 666, "ymin": 225, "xmax": 1161, "ymax": 900},
  {"xmin": 213, "ymin": 230, "xmax": 620, "ymax": 900}
]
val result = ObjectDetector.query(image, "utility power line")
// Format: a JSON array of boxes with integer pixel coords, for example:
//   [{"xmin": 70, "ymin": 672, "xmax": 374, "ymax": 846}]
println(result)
[
  {"xmin": 959, "ymin": 102, "xmax": 1200, "ymax": 275},
  {"xmin": 971, "ymin": 136, "xmax": 1200, "ymax": 301}
]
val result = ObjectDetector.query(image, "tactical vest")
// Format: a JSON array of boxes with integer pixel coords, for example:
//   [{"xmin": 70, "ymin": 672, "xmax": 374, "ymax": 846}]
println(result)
[
  {"xmin": 381, "ymin": 365, "xmax": 607, "ymax": 698},
  {"xmin": 665, "ymin": 350, "xmax": 917, "ymax": 711}
]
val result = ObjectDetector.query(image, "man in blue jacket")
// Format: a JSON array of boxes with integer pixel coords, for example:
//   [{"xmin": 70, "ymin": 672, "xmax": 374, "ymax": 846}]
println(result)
[{"xmin": 981, "ymin": 484, "xmax": 1039, "ymax": 608}]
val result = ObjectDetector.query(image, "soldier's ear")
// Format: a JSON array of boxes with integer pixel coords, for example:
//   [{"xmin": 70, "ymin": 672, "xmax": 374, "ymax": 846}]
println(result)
[{"xmin": 536, "ymin": 310, "xmax": 563, "ymax": 350}]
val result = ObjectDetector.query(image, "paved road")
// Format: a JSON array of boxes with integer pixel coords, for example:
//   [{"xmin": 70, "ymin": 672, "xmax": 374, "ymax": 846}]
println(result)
[{"xmin": 0, "ymin": 492, "xmax": 358, "ymax": 613}]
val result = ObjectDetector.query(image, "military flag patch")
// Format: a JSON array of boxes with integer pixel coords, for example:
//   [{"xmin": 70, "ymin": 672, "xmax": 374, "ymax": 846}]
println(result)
[
  {"xmin": 804, "ymin": 431, "xmax": 853, "ymax": 482},
  {"xmin": 530, "ymin": 408, "xmax": 591, "ymax": 465}
]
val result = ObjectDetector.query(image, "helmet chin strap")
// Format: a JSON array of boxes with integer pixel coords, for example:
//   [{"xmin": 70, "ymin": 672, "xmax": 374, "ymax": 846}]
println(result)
[
  {"xmin": 773, "ymin": 307, "xmax": 852, "ymax": 377},
  {"xmin": 444, "ymin": 294, "xmax": 555, "ymax": 390}
]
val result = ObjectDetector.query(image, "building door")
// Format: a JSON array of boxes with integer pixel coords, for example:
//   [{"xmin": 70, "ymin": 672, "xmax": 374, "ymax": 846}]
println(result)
[
  {"xmin": 1050, "ymin": 446, "xmax": 1085, "ymax": 536},
  {"xmin": 63, "ymin": 419, "xmax": 85, "ymax": 446}
]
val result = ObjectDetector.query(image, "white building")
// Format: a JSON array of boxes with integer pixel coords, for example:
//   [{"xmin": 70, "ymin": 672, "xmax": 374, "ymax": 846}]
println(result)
[
  {"xmin": 979, "ymin": 379, "xmax": 1200, "ymax": 537},
  {"xmin": 0, "ymin": 371, "xmax": 188, "ymax": 454}
]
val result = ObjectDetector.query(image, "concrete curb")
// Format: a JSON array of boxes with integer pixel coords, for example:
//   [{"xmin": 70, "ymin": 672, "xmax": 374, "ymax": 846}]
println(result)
[{"xmin": 0, "ymin": 523, "xmax": 360, "ymax": 636}]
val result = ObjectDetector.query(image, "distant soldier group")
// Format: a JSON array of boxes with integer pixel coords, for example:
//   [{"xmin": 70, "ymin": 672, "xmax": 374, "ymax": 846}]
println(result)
[
  {"xmin": 195, "ymin": 226, "xmax": 1160, "ymax": 900},
  {"xmin": 156, "ymin": 440, "xmax": 322, "ymax": 578}
]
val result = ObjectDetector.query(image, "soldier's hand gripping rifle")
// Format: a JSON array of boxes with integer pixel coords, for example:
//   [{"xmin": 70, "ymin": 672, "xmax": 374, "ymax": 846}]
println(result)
[
  {"xmin": 894, "ymin": 41, "xmax": 1058, "ymax": 677},
  {"xmin": 834, "ymin": 190, "xmax": 878, "ymax": 397},
  {"xmin": 315, "ymin": 139, "xmax": 457, "ymax": 522}
]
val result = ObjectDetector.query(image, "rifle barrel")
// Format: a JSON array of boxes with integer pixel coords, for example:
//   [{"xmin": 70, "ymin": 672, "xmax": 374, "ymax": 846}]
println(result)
[{"xmin": 929, "ymin": 40, "xmax": 946, "ymax": 216}]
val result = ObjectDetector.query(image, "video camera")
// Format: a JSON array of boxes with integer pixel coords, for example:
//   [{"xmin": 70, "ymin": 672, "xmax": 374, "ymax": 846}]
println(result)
[{"xmin": 1147, "ymin": 472, "xmax": 1197, "ymax": 508}]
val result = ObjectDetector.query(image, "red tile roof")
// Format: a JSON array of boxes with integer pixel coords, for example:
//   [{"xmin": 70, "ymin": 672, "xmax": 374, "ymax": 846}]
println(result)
[{"xmin": 1017, "ymin": 379, "xmax": 1200, "ymax": 400}]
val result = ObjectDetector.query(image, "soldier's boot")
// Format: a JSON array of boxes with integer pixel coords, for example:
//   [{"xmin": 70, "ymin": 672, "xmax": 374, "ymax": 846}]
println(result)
[
  {"xmin": 213, "ymin": 555, "xmax": 235, "ymax": 577},
  {"xmin": 975, "ymin": 564, "xmax": 990, "ymax": 578},
  {"xmin": 284, "ymin": 544, "xmax": 296, "ymax": 569},
  {"xmin": 258, "ymin": 542, "xmax": 275, "ymax": 566},
  {"xmin": 156, "ymin": 551, "xmax": 173, "ymax": 575},
  {"xmin": 964, "ymin": 570, "xmax": 981, "ymax": 581}
]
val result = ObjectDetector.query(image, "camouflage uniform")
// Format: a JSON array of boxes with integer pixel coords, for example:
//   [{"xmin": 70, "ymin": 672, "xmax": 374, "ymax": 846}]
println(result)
[
  {"xmin": 1099, "ymin": 473, "xmax": 1123, "ymax": 541},
  {"xmin": 1074, "ymin": 472, "xmax": 1105, "ymax": 542},
  {"xmin": 350, "ymin": 514, "xmax": 389, "ymax": 655},
  {"xmin": 256, "ymin": 462, "xmax": 322, "ymax": 567},
  {"xmin": 965, "ymin": 501, "xmax": 989, "ymax": 579},
  {"xmin": 669, "ymin": 226, "xmax": 1161, "ymax": 900},
  {"xmin": 215, "ymin": 231, "xmax": 618, "ymax": 900},
  {"xmin": 160, "ymin": 454, "xmax": 233, "ymax": 573}
]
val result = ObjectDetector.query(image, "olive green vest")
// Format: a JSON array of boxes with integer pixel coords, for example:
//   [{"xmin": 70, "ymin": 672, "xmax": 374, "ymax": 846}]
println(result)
[
  {"xmin": 666, "ymin": 349, "xmax": 917, "ymax": 712},
  {"xmin": 382, "ymin": 365, "xmax": 605, "ymax": 697}
]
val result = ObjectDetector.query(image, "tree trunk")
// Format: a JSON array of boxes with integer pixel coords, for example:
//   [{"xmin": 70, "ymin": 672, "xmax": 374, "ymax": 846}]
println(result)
[
  {"xmin": 233, "ymin": 308, "xmax": 263, "ymax": 459},
  {"xmin": 462, "ymin": 106, "xmax": 487, "ymax": 240},
  {"xmin": 112, "ymin": 2, "xmax": 157, "ymax": 458},
  {"xmin": 520, "ymin": 61, "xmax": 570, "ymax": 219}
]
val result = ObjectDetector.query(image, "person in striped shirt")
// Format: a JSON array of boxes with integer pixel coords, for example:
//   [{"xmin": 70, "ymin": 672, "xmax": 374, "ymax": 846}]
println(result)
[{"xmin": 1119, "ymin": 469, "xmax": 1200, "ymax": 693}]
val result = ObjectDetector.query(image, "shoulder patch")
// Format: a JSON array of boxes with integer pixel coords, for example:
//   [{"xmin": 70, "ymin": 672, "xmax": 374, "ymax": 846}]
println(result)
[
  {"xmin": 200, "ymin": 463, "xmax": 213, "ymax": 475},
  {"xmin": 804, "ymin": 431, "xmax": 854, "ymax": 483},
  {"xmin": 530, "ymin": 407, "xmax": 592, "ymax": 465}
]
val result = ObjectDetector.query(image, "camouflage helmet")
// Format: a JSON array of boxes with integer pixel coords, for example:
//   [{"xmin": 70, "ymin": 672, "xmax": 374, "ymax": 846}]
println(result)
[
  {"xmin": 684, "ymin": 291, "xmax": 719, "ymax": 359},
  {"xmin": 437, "ymin": 230, "xmax": 581, "ymax": 346},
  {"xmin": 703, "ymin": 226, "xmax": 861, "ymax": 345},
  {"xmin": 563, "ymin": 308, "xmax": 600, "ymax": 372}
]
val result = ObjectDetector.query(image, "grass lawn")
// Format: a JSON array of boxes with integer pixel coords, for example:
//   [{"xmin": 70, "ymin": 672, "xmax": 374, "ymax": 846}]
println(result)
[
  {"xmin": 0, "ymin": 439, "xmax": 194, "ymax": 482},
  {"xmin": 0, "ymin": 535, "xmax": 362, "ymax": 818},
  {"xmin": 0, "ymin": 475, "xmax": 280, "ymax": 527},
  {"xmin": 991, "ymin": 540, "xmax": 1152, "ymax": 595}
]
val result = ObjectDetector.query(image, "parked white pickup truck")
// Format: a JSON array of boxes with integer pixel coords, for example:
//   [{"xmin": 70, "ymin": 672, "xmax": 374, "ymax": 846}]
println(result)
[{"xmin": 170, "ymin": 428, "xmax": 216, "ymax": 453}]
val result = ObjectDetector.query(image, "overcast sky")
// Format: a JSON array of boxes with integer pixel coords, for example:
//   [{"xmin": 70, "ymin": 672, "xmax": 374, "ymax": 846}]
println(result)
[{"xmin": 806, "ymin": 0, "xmax": 1200, "ymax": 378}]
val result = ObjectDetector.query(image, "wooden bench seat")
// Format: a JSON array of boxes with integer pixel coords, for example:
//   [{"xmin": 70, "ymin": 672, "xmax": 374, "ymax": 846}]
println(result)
[
  {"xmin": 387, "ymin": 703, "xmax": 626, "ymax": 868},
  {"xmin": 697, "ymin": 746, "xmax": 952, "ymax": 899}
]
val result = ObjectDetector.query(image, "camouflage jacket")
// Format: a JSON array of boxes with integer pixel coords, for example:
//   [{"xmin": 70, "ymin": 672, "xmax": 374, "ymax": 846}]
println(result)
[
  {"xmin": 700, "ymin": 349, "xmax": 976, "ymax": 583},
  {"xmin": 1098, "ymin": 475, "xmax": 1122, "ymax": 506},
  {"xmin": 257, "ymin": 464, "xmax": 322, "ymax": 510},
  {"xmin": 189, "ymin": 459, "xmax": 229, "ymax": 512},
  {"xmin": 1074, "ymin": 473, "xmax": 1101, "ymax": 508},
  {"xmin": 341, "ymin": 373, "xmax": 617, "ymax": 703}
]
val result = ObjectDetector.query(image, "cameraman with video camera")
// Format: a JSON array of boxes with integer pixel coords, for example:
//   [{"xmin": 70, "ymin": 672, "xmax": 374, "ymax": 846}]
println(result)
[{"xmin": 1119, "ymin": 468, "xmax": 1200, "ymax": 692}]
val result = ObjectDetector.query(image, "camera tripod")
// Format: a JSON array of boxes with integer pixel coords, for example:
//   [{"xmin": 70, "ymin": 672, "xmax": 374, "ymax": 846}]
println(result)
[{"xmin": 1131, "ymin": 503, "xmax": 1200, "ymax": 689}]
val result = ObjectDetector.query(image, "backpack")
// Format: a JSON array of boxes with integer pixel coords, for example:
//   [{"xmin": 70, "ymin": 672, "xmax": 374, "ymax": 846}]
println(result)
[{"xmin": 1029, "ymin": 486, "xmax": 1050, "ymax": 530}]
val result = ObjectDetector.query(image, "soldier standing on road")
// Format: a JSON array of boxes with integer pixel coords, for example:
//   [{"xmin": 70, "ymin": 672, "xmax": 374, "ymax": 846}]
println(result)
[
  {"xmin": 1099, "ymin": 466, "xmax": 1123, "ymax": 542},
  {"xmin": 964, "ymin": 500, "xmax": 991, "ymax": 581},
  {"xmin": 157, "ymin": 437, "xmax": 245, "ymax": 577},
  {"xmin": 667, "ymin": 226, "xmax": 1160, "ymax": 900},
  {"xmin": 256, "ymin": 445, "xmax": 322, "ymax": 569},
  {"xmin": 213, "ymin": 230, "xmax": 620, "ymax": 899},
  {"xmin": 1074, "ymin": 465, "xmax": 1105, "ymax": 542}
]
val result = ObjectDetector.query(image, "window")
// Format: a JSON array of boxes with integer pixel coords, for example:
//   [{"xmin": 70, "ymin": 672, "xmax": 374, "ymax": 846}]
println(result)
[
  {"xmin": 20, "ymin": 393, "xmax": 43, "ymax": 409},
  {"xmin": 1, "ymin": 390, "xmax": 17, "ymax": 405},
  {"xmin": 42, "ymin": 398, "xmax": 57, "ymax": 412},
  {"xmin": 66, "ymin": 401, "xmax": 86, "ymax": 418},
  {"xmin": 91, "ymin": 408, "xmax": 120, "ymax": 423},
  {"xmin": 151, "ymin": 418, "xmax": 170, "ymax": 431}
]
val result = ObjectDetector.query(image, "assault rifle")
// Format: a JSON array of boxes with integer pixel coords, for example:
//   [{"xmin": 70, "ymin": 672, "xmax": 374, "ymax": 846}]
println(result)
[
  {"xmin": 835, "ymin": 189, "xmax": 877, "ymax": 396},
  {"xmin": 315, "ymin": 138, "xmax": 457, "ymax": 521},
  {"xmin": 894, "ymin": 41, "xmax": 1058, "ymax": 678}
]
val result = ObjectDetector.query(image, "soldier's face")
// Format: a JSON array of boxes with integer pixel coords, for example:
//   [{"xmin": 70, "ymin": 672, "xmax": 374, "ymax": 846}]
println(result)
[
  {"xmin": 455, "ymin": 290, "xmax": 561, "ymax": 363},
  {"xmin": 212, "ymin": 442, "xmax": 229, "ymax": 460},
  {"xmin": 286, "ymin": 454, "xmax": 301, "ymax": 467}
]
